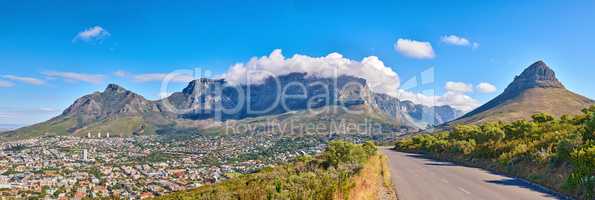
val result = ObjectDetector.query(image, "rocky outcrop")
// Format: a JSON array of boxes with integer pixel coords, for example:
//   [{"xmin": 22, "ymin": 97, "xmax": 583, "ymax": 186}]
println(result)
[{"xmin": 503, "ymin": 60, "xmax": 564, "ymax": 92}]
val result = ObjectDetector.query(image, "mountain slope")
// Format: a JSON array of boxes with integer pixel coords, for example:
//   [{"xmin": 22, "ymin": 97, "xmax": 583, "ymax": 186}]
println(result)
[
  {"xmin": 2, "ymin": 84, "xmax": 175, "ymax": 139},
  {"xmin": 452, "ymin": 61, "xmax": 593, "ymax": 124},
  {"xmin": 3, "ymin": 74, "xmax": 462, "ymax": 140}
]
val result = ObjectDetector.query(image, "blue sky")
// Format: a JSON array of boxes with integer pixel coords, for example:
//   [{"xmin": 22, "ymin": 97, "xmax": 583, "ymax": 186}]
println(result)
[{"xmin": 1, "ymin": 0, "xmax": 594, "ymax": 126}]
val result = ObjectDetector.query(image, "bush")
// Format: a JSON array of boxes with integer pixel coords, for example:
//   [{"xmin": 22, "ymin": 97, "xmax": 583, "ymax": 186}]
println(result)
[
  {"xmin": 362, "ymin": 141, "xmax": 378, "ymax": 157},
  {"xmin": 556, "ymin": 139, "xmax": 578, "ymax": 162},
  {"xmin": 477, "ymin": 122, "xmax": 506, "ymax": 144},
  {"xmin": 504, "ymin": 120, "xmax": 537, "ymax": 139},
  {"xmin": 323, "ymin": 141, "xmax": 368, "ymax": 168},
  {"xmin": 566, "ymin": 143, "xmax": 595, "ymax": 199},
  {"xmin": 532, "ymin": 113, "xmax": 554, "ymax": 123},
  {"xmin": 449, "ymin": 139, "xmax": 476, "ymax": 155},
  {"xmin": 583, "ymin": 112, "xmax": 595, "ymax": 141},
  {"xmin": 450, "ymin": 124, "xmax": 481, "ymax": 141}
]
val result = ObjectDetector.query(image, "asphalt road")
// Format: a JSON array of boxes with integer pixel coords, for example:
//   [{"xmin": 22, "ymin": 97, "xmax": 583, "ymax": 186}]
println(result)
[{"xmin": 383, "ymin": 149, "xmax": 566, "ymax": 200}]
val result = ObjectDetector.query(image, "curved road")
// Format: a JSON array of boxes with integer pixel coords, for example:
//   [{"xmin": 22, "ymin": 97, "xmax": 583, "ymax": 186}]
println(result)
[{"xmin": 383, "ymin": 149, "xmax": 568, "ymax": 200}]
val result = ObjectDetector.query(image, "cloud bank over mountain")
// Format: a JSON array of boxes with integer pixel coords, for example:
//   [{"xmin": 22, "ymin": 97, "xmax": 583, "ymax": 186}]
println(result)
[
  {"xmin": 222, "ymin": 49, "xmax": 401, "ymax": 97},
  {"xmin": 221, "ymin": 49, "xmax": 482, "ymax": 112}
]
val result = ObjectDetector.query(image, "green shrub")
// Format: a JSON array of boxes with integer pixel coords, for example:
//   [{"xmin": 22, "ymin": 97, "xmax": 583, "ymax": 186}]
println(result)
[
  {"xmin": 504, "ymin": 120, "xmax": 537, "ymax": 139},
  {"xmin": 566, "ymin": 143, "xmax": 595, "ymax": 199},
  {"xmin": 477, "ymin": 122, "xmax": 506, "ymax": 144},
  {"xmin": 583, "ymin": 112, "xmax": 595, "ymax": 141},
  {"xmin": 323, "ymin": 141, "xmax": 368, "ymax": 168},
  {"xmin": 451, "ymin": 124, "xmax": 481, "ymax": 141},
  {"xmin": 362, "ymin": 141, "xmax": 378, "ymax": 157},
  {"xmin": 449, "ymin": 139, "xmax": 476, "ymax": 155},
  {"xmin": 532, "ymin": 113, "xmax": 555, "ymax": 123}
]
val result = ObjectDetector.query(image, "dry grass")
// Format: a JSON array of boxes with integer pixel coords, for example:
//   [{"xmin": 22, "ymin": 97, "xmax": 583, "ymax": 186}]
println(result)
[
  {"xmin": 347, "ymin": 153, "xmax": 397, "ymax": 200},
  {"xmin": 454, "ymin": 87, "xmax": 593, "ymax": 125}
]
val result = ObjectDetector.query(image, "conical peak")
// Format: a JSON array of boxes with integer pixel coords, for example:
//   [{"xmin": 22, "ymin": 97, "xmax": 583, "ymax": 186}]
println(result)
[
  {"xmin": 519, "ymin": 60, "xmax": 557, "ymax": 81},
  {"xmin": 506, "ymin": 60, "xmax": 564, "ymax": 92}
]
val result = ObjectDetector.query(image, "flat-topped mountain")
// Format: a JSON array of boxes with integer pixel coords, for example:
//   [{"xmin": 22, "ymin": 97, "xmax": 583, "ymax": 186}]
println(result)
[
  {"xmin": 452, "ymin": 61, "xmax": 593, "ymax": 125},
  {"xmin": 3, "ymin": 73, "xmax": 462, "ymax": 140}
]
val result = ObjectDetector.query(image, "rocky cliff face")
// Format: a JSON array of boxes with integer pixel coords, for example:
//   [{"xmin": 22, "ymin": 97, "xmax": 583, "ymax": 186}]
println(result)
[
  {"xmin": 502, "ymin": 61, "xmax": 564, "ymax": 93},
  {"xmin": 161, "ymin": 73, "xmax": 375, "ymax": 120},
  {"xmin": 402, "ymin": 101, "xmax": 462, "ymax": 125}
]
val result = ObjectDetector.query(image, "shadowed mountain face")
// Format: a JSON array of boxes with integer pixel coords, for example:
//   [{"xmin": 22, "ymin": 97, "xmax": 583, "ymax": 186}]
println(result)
[
  {"xmin": 453, "ymin": 61, "xmax": 593, "ymax": 124},
  {"xmin": 63, "ymin": 84, "xmax": 162, "ymax": 119},
  {"xmin": 3, "ymin": 73, "xmax": 462, "ymax": 139},
  {"xmin": 161, "ymin": 73, "xmax": 374, "ymax": 120}
]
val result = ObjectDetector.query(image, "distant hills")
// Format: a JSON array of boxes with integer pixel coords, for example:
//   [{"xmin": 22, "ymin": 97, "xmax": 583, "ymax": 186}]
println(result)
[
  {"xmin": 0, "ymin": 124, "xmax": 23, "ymax": 133},
  {"xmin": 451, "ymin": 61, "xmax": 594, "ymax": 125},
  {"xmin": 2, "ymin": 73, "xmax": 461, "ymax": 140}
]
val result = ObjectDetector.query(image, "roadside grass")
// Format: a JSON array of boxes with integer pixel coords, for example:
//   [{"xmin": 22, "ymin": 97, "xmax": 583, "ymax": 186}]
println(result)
[{"xmin": 348, "ymin": 153, "xmax": 397, "ymax": 200}]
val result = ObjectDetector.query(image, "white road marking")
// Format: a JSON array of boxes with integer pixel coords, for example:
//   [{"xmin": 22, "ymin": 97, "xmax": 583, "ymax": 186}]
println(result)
[
  {"xmin": 440, "ymin": 178, "xmax": 449, "ymax": 183},
  {"xmin": 458, "ymin": 187, "xmax": 471, "ymax": 194}
]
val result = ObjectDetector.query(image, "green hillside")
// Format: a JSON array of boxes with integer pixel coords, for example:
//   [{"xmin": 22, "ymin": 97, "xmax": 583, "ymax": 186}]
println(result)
[
  {"xmin": 395, "ymin": 106, "xmax": 595, "ymax": 199},
  {"xmin": 153, "ymin": 141, "xmax": 380, "ymax": 200}
]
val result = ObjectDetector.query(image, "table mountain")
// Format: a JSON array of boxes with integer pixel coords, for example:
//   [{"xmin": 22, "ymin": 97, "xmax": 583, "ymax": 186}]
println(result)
[
  {"xmin": 2, "ymin": 73, "xmax": 461, "ymax": 139},
  {"xmin": 452, "ymin": 61, "xmax": 593, "ymax": 125}
]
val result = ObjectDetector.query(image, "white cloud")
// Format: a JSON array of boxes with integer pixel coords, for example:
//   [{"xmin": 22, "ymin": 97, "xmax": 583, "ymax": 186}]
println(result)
[
  {"xmin": 441, "ymin": 35, "xmax": 470, "ymax": 46},
  {"xmin": 397, "ymin": 89, "xmax": 480, "ymax": 112},
  {"xmin": 2, "ymin": 75, "xmax": 45, "ymax": 85},
  {"xmin": 394, "ymin": 38, "xmax": 435, "ymax": 59},
  {"xmin": 0, "ymin": 80, "xmax": 15, "ymax": 88},
  {"xmin": 476, "ymin": 82, "xmax": 497, "ymax": 93},
  {"xmin": 113, "ymin": 70, "xmax": 128, "ymax": 77},
  {"xmin": 221, "ymin": 49, "xmax": 401, "ymax": 96},
  {"xmin": 43, "ymin": 71, "xmax": 105, "ymax": 84},
  {"xmin": 445, "ymin": 81, "xmax": 473, "ymax": 93},
  {"xmin": 73, "ymin": 26, "xmax": 110, "ymax": 43},
  {"xmin": 441, "ymin": 35, "xmax": 480, "ymax": 49},
  {"xmin": 132, "ymin": 73, "xmax": 194, "ymax": 83}
]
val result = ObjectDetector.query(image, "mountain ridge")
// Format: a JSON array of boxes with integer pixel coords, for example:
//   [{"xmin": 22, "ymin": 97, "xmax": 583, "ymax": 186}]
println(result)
[{"xmin": 2, "ymin": 73, "xmax": 463, "ymax": 140}]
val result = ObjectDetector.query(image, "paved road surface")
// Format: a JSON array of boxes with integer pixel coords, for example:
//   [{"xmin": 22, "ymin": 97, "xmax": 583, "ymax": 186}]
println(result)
[{"xmin": 383, "ymin": 149, "xmax": 566, "ymax": 200}]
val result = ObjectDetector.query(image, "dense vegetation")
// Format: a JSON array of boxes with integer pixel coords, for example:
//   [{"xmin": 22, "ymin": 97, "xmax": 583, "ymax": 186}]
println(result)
[
  {"xmin": 395, "ymin": 106, "xmax": 595, "ymax": 199},
  {"xmin": 154, "ymin": 141, "xmax": 378, "ymax": 200}
]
